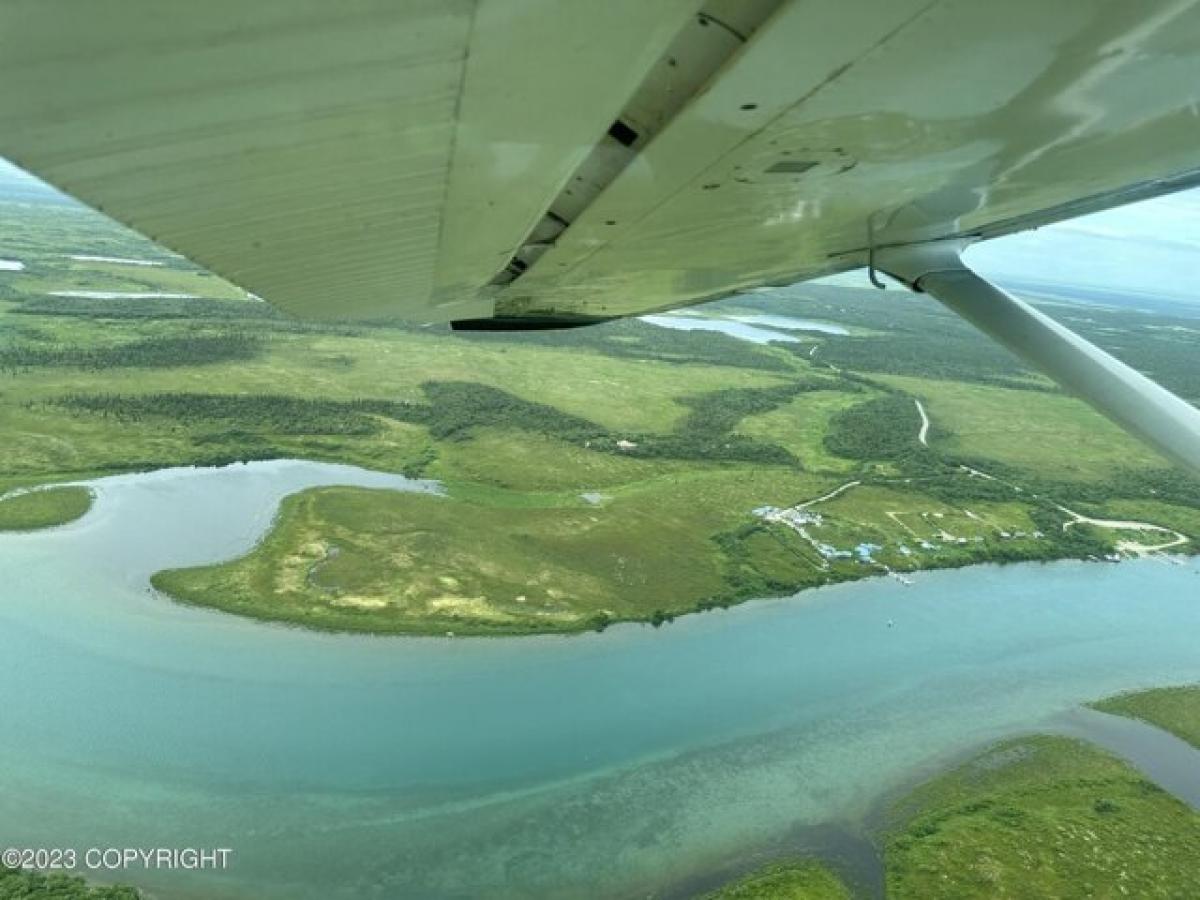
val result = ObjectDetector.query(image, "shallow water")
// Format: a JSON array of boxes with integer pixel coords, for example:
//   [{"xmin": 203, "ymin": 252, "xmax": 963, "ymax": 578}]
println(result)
[{"xmin": 0, "ymin": 461, "xmax": 1199, "ymax": 898}]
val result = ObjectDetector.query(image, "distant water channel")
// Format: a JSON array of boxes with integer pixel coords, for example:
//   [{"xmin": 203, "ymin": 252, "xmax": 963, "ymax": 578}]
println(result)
[{"xmin": 1, "ymin": 461, "xmax": 1199, "ymax": 899}]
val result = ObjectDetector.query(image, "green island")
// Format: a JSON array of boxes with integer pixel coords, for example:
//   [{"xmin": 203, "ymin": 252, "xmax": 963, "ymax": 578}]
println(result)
[
  {"xmin": 702, "ymin": 685, "xmax": 1200, "ymax": 898},
  {"xmin": 0, "ymin": 485, "xmax": 91, "ymax": 531},
  {"xmin": 883, "ymin": 734, "xmax": 1200, "ymax": 898},
  {"xmin": 1092, "ymin": 684, "xmax": 1200, "ymax": 749},
  {"xmin": 4, "ymin": 200, "xmax": 1200, "ymax": 634}
]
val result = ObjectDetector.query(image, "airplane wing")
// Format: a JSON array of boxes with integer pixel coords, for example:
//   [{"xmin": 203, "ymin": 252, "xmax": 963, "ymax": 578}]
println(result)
[{"xmin": 2, "ymin": 0, "xmax": 1200, "ymax": 468}]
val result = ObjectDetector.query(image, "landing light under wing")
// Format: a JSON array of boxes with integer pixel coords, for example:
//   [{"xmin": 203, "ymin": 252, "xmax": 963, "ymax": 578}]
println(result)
[{"xmin": 2, "ymin": 1, "xmax": 1200, "ymax": 467}]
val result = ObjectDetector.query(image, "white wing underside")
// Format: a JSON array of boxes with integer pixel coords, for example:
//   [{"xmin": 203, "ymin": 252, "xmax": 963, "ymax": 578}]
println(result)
[{"xmin": 3, "ymin": 0, "xmax": 1200, "ymax": 326}]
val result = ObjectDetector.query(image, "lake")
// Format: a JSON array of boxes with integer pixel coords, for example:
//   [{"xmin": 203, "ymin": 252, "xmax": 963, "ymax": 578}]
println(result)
[
  {"xmin": 727, "ymin": 314, "xmax": 849, "ymax": 335},
  {"xmin": 1, "ymin": 461, "xmax": 1199, "ymax": 899},
  {"xmin": 640, "ymin": 313, "xmax": 849, "ymax": 343},
  {"xmin": 639, "ymin": 314, "xmax": 801, "ymax": 344}
]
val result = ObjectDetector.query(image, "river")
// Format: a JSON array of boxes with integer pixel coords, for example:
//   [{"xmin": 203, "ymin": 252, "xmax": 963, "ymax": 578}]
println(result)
[{"xmin": 1, "ymin": 461, "xmax": 1198, "ymax": 899}]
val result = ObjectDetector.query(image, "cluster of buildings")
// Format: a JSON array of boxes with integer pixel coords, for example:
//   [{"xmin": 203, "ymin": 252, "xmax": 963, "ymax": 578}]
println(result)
[
  {"xmin": 753, "ymin": 505, "xmax": 881, "ymax": 563},
  {"xmin": 753, "ymin": 502, "xmax": 1045, "ymax": 568}
]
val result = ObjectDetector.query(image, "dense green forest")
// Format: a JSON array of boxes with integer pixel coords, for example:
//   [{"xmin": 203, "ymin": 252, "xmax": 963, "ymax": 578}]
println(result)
[
  {"xmin": 1, "ymin": 333, "xmax": 260, "ymax": 372},
  {"xmin": 53, "ymin": 392, "xmax": 422, "ymax": 436},
  {"xmin": 824, "ymin": 394, "xmax": 924, "ymax": 460}
]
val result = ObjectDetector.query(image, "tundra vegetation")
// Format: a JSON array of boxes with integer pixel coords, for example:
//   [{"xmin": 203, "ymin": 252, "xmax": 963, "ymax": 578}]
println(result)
[
  {"xmin": 883, "ymin": 734, "xmax": 1200, "ymax": 899},
  {"xmin": 1091, "ymin": 684, "xmax": 1200, "ymax": 749},
  {"xmin": 3, "ymin": 199, "xmax": 1200, "ymax": 634},
  {"xmin": 704, "ymin": 685, "xmax": 1200, "ymax": 899}
]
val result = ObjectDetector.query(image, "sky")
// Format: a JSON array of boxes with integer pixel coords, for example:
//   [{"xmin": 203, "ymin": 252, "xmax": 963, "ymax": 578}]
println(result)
[
  {"xmin": 2, "ymin": 156, "xmax": 1198, "ymax": 305},
  {"xmin": 968, "ymin": 189, "xmax": 1200, "ymax": 304}
]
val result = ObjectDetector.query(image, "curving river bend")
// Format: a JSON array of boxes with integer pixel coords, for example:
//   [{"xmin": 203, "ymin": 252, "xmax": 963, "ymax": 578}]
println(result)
[{"xmin": 1, "ymin": 460, "xmax": 1199, "ymax": 899}]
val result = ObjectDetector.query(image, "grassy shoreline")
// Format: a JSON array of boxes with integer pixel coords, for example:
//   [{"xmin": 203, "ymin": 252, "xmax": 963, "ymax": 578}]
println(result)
[
  {"xmin": 147, "ymin": 482, "xmax": 1191, "ymax": 637},
  {"xmin": 1091, "ymin": 684, "xmax": 1200, "ymax": 749},
  {"xmin": 882, "ymin": 733, "xmax": 1200, "ymax": 899},
  {"xmin": 0, "ymin": 484, "xmax": 92, "ymax": 531},
  {"xmin": 700, "ymin": 685, "xmax": 1200, "ymax": 898}
]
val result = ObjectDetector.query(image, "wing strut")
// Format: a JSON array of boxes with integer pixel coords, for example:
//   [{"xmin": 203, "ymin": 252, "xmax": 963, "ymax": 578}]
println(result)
[{"xmin": 877, "ymin": 241, "xmax": 1200, "ymax": 473}]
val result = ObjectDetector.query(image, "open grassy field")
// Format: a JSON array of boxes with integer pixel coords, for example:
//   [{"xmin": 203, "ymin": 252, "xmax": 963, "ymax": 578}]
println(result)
[
  {"xmin": 0, "ymin": 485, "xmax": 91, "ymax": 531},
  {"xmin": 735, "ymin": 390, "xmax": 865, "ymax": 474},
  {"xmin": 884, "ymin": 734, "xmax": 1200, "ymax": 899},
  {"xmin": 5, "ymin": 194, "xmax": 1200, "ymax": 634},
  {"xmin": 877, "ymin": 375, "xmax": 1165, "ymax": 481},
  {"xmin": 1092, "ymin": 685, "xmax": 1200, "ymax": 749}
]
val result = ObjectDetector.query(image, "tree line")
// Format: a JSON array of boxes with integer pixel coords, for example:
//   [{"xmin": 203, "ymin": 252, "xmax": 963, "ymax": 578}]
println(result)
[
  {"xmin": 677, "ymin": 377, "xmax": 850, "ymax": 435},
  {"xmin": 0, "ymin": 333, "xmax": 262, "ymax": 372},
  {"xmin": 823, "ymin": 393, "xmax": 926, "ymax": 460},
  {"xmin": 52, "ymin": 379, "xmax": 807, "ymax": 467},
  {"xmin": 54, "ymin": 392, "xmax": 424, "ymax": 436},
  {"xmin": 12, "ymin": 294, "xmax": 372, "ymax": 337},
  {"xmin": 450, "ymin": 317, "xmax": 794, "ymax": 373}
]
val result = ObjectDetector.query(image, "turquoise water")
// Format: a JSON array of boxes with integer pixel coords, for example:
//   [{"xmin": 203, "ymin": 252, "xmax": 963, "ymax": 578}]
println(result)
[{"xmin": 1, "ymin": 461, "xmax": 1199, "ymax": 898}]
